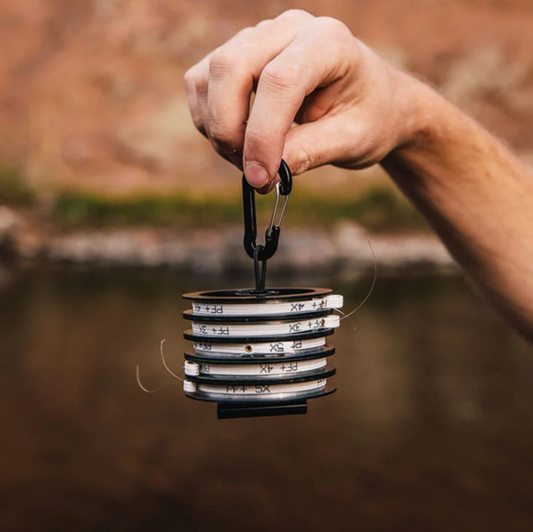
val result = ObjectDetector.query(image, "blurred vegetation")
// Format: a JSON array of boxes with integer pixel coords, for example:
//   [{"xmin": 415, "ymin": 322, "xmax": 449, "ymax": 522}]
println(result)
[
  {"xmin": 51, "ymin": 186, "xmax": 428, "ymax": 232},
  {"xmin": 0, "ymin": 165, "xmax": 36, "ymax": 206},
  {"xmin": 0, "ymin": 162, "xmax": 427, "ymax": 231}
]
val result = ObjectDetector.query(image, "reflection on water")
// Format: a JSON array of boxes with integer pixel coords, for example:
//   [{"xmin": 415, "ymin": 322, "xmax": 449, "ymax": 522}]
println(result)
[{"xmin": 0, "ymin": 265, "xmax": 532, "ymax": 531}]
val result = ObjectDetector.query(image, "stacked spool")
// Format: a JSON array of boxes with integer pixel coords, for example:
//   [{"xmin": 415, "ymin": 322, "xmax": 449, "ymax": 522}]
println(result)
[{"xmin": 182, "ymin": 287, "xmax": 343, "ymax": 417}]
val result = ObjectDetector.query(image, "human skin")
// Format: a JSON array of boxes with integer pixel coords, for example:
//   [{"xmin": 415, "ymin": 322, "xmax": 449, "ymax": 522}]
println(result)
[{"xmin": 184, "ymin": 9, "xmax": 533, "ymax": 342}]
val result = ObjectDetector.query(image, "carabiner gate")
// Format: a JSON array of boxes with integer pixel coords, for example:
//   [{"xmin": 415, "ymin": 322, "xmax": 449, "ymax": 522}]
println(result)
[{"xmin": 242, "ymin": 159, "xmax": 292, "ymax": 261}]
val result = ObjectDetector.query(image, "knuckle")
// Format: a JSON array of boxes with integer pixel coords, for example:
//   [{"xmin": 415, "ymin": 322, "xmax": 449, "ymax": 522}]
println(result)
[
  {"xmin": 184, "ymin": 65, "xmax": 209, "ymax": 100},
  {"xmin": 209, "ymin": 46, "xmax": 242, "ymax": 77},
  {"xmin": 196, "ymin": 78, "xmax": 208, "ymax": 98},
  {"xmin": 244, "ymin": 125, "xmax": 274, "ymax": 150},
  {"xmin": 316, "ymin": 16, "xmax": 351, "ymax": 37},
  {"xmin": 261, "ymin": 63, "xmax": 302, "ymax": 91},
  {"xmin": 295, "ymin": 145, "xmax": 313, "ymax": 174},
  {"xmin": 183, "ymin": 67, "xmax": 198, "ymax": 89},
  {"xmin": 279, "ymin": 9, "xmax": 312, "ymax": 21},
  {"xmin": 254, "ymin": 18, "xmax": 272, "ymax": 30},
  {"xmin": 234, "ymin": 26, "xmax": 255, "ymax": 39},
  {"xmin": 209, "ymin": 122, "xmax": 238, "ymax": 149},
  {"xmin": 310, "ymin": 17, "xmax": 354, "ymax": 58}
]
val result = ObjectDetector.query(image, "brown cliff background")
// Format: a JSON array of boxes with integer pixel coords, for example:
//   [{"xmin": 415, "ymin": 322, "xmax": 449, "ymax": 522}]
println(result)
[
  {"xmin": 1, "ymin": 0, "xmax": 533, "ymax": 203},
  {"xmin": 2, "ymin": 6, "xmax": 533, "ymax": 529}
]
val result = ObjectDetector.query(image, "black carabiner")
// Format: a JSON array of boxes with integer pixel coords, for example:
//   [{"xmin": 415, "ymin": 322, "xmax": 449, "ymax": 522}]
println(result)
[{"xmin": 243, "ymin": 159, "xmax": 292, "ymax": 261}]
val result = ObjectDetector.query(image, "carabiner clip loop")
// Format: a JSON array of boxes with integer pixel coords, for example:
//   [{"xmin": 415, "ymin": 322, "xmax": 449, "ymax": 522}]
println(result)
[{"xmin": 242, "ymin": 159, "xmax": 292, "ymax": 261}]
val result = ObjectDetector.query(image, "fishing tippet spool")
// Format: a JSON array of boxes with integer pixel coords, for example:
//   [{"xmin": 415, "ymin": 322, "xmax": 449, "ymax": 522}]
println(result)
[{"xmin": 182, "ymin": 161, "xmax": 344, "ymax": 419}]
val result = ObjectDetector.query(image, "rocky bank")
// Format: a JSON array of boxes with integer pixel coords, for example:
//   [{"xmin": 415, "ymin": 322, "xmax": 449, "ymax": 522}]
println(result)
[{"xmin": 0, "ymin": 207, "xmax": 454, "ymax": 276}]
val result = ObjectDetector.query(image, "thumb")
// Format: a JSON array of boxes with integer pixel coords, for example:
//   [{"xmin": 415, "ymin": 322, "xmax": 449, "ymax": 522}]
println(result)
[
  {"xmin": 248, "ymin": 116, "xmax": 354, "ymax": 195},
  {"xmin": 282, "ymin": 114, "xmax": 376, "ymax": 175}
]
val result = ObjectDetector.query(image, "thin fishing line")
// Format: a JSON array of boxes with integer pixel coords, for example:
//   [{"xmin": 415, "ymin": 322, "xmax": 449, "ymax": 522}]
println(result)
[
  {"xmin": 334, "ymin": 307, "xmax": 357, "ymax": 330},
  {"xmin": 136, "ymin": 365, "xmax": 168, "ymax": 393},
  {"xmin": 340, "ymin": 239, "xmax": 377, "ymax": 322},
  {"xmin": 159, "ymin": 338, "xmax": 184, "ymax": 382}
]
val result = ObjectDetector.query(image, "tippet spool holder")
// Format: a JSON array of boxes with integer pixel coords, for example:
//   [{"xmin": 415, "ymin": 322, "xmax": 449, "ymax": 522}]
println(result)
[{"xmin": 182, "ymin": 161, "xmax": 343, "ymax": 419}]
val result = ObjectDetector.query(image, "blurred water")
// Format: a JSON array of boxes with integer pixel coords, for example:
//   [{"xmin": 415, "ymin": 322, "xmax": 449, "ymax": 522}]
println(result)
[{"xmin": 0, "ymin": 265, "xmax": 532, "ymax": 532}]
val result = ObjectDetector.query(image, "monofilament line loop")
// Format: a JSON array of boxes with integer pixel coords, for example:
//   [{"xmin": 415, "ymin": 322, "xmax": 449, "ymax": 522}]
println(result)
[
  {"xmin": 159, "ymin": 339, "xmax": 183, "ymax": 382},
  {"xmin": 339, "ymin": 239, "xmax": 378, "ymax": 322},
  {"xmin": 136, "ymin": 365, "xmax": 168, "ymax": 393},
  {"xmin": 136, "ymin": 339, "xmax": 183, "ymax": 394}
]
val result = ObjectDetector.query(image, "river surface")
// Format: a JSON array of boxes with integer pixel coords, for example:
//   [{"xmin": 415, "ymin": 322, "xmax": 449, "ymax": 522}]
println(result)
[{"xmin": 0, "ymin": 266, "xmax": 532, "ymax": 531}]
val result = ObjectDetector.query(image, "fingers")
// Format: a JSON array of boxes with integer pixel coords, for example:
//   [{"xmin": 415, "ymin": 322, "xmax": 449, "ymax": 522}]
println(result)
[
  {"xmin": 207, "ymin": 14, "xmax": 309, "ymax": 156},
  {"xmin": 184, "ymin": 53, "xmax": 211, "ymax": 138},
  {"xmin": 243, "ymin": 17, "xmax": 352, "ymax": 187},
  {"xmin": 184, "ymin": 10, "xmax": 313, "ymax": 167},
  {"xmin": 184, "ymin": 11, "xmax": 358, "ymax": 190}
]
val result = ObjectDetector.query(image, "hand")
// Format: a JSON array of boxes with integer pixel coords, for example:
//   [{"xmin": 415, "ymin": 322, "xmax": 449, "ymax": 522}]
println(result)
[{"xmin": 184, "ymin": 9, "xmax": 421, "ymax": 192}]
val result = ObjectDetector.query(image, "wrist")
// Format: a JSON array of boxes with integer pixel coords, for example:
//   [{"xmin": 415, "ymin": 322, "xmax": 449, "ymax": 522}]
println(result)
[{"xmin": 391, "ymin": 72, "xmax": 445, "ymax": 153}]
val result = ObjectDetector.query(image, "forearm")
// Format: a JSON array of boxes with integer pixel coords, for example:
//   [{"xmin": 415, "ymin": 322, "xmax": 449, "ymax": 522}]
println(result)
[
  {"xmin": 184, "ymin": 11, "xmax": 533, "ymax": 342},
  {"xmin": 383, "ymin": 79, "xmax": 533, "ymax": 341}
]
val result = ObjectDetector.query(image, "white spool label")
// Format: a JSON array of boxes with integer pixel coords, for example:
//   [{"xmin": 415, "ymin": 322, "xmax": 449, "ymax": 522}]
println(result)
[
  {"xmin": 191, "ymin": 315, "xmax": 340, "ymax": 337},
  {"xmin": 192, "ymin": 337, "xmax": 327, "ymax": 355},
  {"xmin": 191, "ymin": 294, "xmax": 343, "ymax": 316},
  {"xmin": 183, "ymin": 289, "xmax": 340, "ymax": 405},
  {"xmin": 184, "ymin": 357, "xmax": 327, "ymax": 377},
  {"xmin": 196, "ymin": 378, "xmax": 327, "ymax": 396}
]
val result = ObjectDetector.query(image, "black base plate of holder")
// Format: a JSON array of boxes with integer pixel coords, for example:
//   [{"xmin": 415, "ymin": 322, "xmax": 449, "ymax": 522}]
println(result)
[
  {"xmin": 189, "ymin": 384, "xmax": 337, "ymax": 420},
  {"xmin": 182, "ymin": 287, "xmax": 341, "ymax": 419},
  {"xmin": 217, "ymin": 400, "xmax": 308, "ymax": 419}
]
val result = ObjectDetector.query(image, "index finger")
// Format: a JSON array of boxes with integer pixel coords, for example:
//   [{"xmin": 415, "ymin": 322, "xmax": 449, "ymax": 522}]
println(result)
[{"xmin": 243, "ymin": 18, "xmax": 348, "ymax": 187}]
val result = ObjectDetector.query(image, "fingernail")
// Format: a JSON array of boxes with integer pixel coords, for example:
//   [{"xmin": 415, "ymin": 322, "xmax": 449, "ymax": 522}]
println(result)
[
  {"xmin": 256, "ymin": 181, "xmax": 276, "ymax": 195},
  {"xmin": 244, "ymin": 162, "xmax": 269, "ymax": 188}
]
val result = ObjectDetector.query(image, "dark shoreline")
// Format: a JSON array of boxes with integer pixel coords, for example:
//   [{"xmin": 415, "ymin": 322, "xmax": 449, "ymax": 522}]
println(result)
[{"xmin": 0, "ymin": 206, "xmax": 455, "ymax": 275}]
